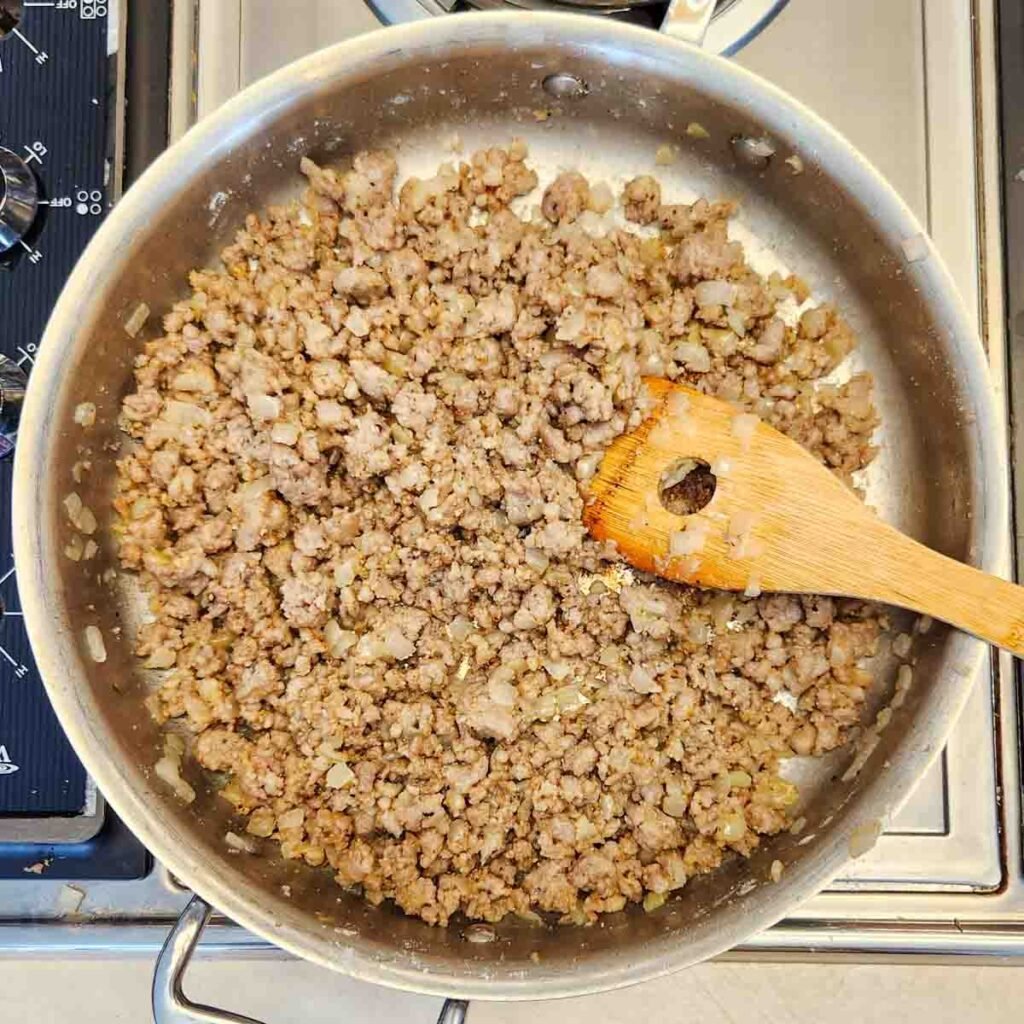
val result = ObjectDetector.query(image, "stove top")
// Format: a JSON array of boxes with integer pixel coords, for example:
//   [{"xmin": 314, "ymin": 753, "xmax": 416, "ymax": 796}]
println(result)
[
  {"xmin": 364, "ymin": 0, "xmax": 790, "ymax": 54},
  {"xmin": 0, "ymin": 0, "xmax": 147, "ymax": 878},
  {"xmin": 1, "ymin": 0, "xmax": 1022, "ymax": 965}
]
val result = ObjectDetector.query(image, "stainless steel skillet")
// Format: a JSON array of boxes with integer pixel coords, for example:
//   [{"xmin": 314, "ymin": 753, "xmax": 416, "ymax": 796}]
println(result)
[{"xmin": 11, "ymin": 11, "xmax": 1003, "ymax": 1021}]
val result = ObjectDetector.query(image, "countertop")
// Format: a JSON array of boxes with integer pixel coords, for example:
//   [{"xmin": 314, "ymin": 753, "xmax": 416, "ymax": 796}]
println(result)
[{"xmin": 1, "ymin": 957, "xmax": 1022, "ymax": 1021}]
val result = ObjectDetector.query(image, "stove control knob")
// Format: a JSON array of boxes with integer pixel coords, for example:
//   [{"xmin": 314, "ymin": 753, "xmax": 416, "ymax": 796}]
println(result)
[
  {"xmin": 0, "ymin": 147, "xmax": 39, "ymax": 255},
  {"xmin": 0, "ymin": 354, "xmax": 28, "ymax": 437}
]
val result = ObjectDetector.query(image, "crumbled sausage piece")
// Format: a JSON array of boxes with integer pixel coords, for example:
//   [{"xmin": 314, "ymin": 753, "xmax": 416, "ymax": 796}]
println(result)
[
  {"xmin": 622, "ymin": 175, "xmax": 662, "ymax": 224},
  {"xmin": 116, "ymin": 143, "xmax": 883, "ymax": 929},
  {"xmin": 541, "ymin": 171, "xmax": 590, "ymax": 224}
]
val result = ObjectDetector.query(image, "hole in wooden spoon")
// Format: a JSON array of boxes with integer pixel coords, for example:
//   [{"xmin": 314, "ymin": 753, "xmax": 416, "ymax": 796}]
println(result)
[{"xmin": 659, "ymin": 458, "xmax": 717, "ymax": 515}]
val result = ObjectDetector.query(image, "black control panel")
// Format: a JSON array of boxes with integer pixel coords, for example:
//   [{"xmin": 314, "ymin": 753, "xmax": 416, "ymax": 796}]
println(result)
[{"xmin": 0, "ymin": 1, "xmax": 110, "ymax": 819}]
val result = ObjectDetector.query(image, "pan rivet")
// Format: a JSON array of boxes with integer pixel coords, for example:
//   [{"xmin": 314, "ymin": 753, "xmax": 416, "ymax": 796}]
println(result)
[
  {"xmin": 541, "ymin": 73, "xmax": 589, "ymax": 100},
  {"xmin": 731, "ymin": 134, "xmax": 776, "ymax": 168}
]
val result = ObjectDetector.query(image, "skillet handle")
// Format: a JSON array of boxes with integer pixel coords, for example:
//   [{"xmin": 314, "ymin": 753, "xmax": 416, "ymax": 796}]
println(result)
[{"xmin": 152, "ymin": 894, "xmax": 470, "ymax": 1024}]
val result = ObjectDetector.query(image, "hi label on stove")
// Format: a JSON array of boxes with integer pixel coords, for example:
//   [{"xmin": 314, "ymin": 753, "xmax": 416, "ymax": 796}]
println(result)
[{"xmin": 0, "ymin": 745, "xmax": 20, "ymax": 775}]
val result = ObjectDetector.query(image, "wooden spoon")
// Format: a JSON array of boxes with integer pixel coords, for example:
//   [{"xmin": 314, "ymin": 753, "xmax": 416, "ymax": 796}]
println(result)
[{"xmin": 582, "ymin": 377, "xmax": 1024, "ymax": 656}]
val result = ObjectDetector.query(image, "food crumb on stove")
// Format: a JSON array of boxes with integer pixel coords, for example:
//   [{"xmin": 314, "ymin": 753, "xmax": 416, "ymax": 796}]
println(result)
[
  {"xmin": 114, "ymin": 142, "xmax": 885, "ymax": 928},
  {"xmin": 56, "ymin": 884, "xmax": 86, "ymax": 916}
]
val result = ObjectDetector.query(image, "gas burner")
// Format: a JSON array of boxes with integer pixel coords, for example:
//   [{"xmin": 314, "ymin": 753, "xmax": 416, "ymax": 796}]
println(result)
[{"xmin": 365, "ymin": 0, "xmax": 790, "ymax": 54}]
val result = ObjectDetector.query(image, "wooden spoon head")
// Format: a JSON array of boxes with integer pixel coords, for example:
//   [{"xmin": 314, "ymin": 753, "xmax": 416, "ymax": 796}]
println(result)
[{"xmin": 583, "ymin": 378, "xmax": 869, "ymax": 596}]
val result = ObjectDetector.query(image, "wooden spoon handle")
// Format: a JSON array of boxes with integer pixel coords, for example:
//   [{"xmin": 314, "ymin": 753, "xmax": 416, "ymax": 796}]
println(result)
[{"xmin": 862, "ymin": 525, "xmax": 1022, "ymax": 655}]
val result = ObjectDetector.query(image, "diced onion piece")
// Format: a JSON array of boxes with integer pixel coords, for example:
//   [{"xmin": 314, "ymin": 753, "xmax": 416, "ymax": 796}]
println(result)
[
  {"xmin": 447, "ymin": 616, "xmax": 475, "ymax": 643},
  {"xmin": 229, "ymin": 476, "xmax": 275, "ymax": 508},
  {"xmin": 74, "ymin": 402, "xmax": 96, "ymax": 427},
  {"xmin": 731, "ymin": 412, "xmax": 759, "ymax": 449},
  {"xmin": 665, "ymin": 391, "xmax": 690, "ymax": 420},
  {"xmin": 524, "ymin": 547, "xmax": 550, "ymax": 573},
  {"xmin": 770, "ymin": 859, "xmax": 784, "ymax": 882},
  {"xmin": 670, "ymin": 520, "xmax": 709, "ymax": 557},
  {"xmin": 383, "ymin": 628, "xmax": 415, "ymax": 661},
  {"xmin": 575, "ymin": 451, "xmax": 603, "ymax": 483},
  {"xmin": 746, "ymin": 138, "xmax": 776, "ymax": 159},
  {"xmin": 64, "ymin": 492, "xmax": 83, "ymax": 523},
  {"xmin": 171, "ymin": 365, "xmax": 216, "ymax": 394},
  {"xmin": 717, "ymin": 813, "xmax": 747, "ymax": 842},
  {"xmin": 64, "ymin": 535, "xmax": 84, "ymax": 562},
  {"xmin": 587, "ymin": 182, "xmax": 613, "ymax": 214},
  {"xmin": 464, "ymin": 923, "xmax": 498, "ymax": 944},
  {"xmin": 76, "ymin": 505, "xmax": 97, "ymax": 535},
  {"xmin": 772, "ymin": 689, "xmax": 799, "ymax": 712},
  {"xmin": 325, "ymin": 761, "xmax": 356, "ymax": 788},
  {"xmin": 246, "ymin": 807, "xmax": 276, "ymax": 837},
  {"xmin": 324, "ymin": 619, "xmax": 357, "ymax": 658},
  {"xmin": 896, "ymin": 664, "xmax": 913, "ymax": 691},
  {"xmin": 726, "ymin": 309, "xmax": 748, "ymax": 337},
  {"xmin": 270, "ymin": 421, "xmax": 300, "ymax": 446},
  {"xmin": 543, "ymin": 659, "xmax": 572, "ymax": 681},
  {"xmin": 662, "ymin": 793, "xmax": 688, "ymax": 818},
  {"xmin": 655, "ymin": 144, "xmax": 677, "ymax": 165},
  {"xmin": 488, "ymin": 676, "xmax": 518, "ymax": 707},
  {"xmin": 694, "ymin": 280, "xmax": 737, "ymax": 307},
  {"xmin": 727, "ymin": 510, "xmax": 762, "ymax": 558},
  {"xmin": 686, "ymin": 122, "xmax": 710, "ymax": 139},
  {"xmin": 553, "ymin": 685, "xmax": 590, "ymax": 714},
  {"xmin": 145, "ymin": 647, "xmax": 177, "ymax": 670},
  {"xmin": 83, "ymin": 539, "xmax": 98, "ymax": 561},
  {"xmin": 163, "ymin": 400, "xmax": 211, "ymax": 428},
  {"xmin": 123, "ymin": 302, "xmax": 150, "ymax": 338},
  {"xmin": 154, "ymin": 734, "xmax": 196, "ymax": 804},
  {"xmin": 643, "ymin": 891, "xmax": 667, "ymax": 912},
  {"xmin": 785, "ymin": 154, "xmax": 804, "ymax": 174},
  {"xmin": 628, "ymin": 664, "xmax": 659, "ymax": 694},
  {"xmin": 277, "ymin": 807, "xmax": 305, "ymax": 829},
  {"xmin": 225, "ymin": 831, "xmax": 257, "ymax": 853},
  {"xmin": 892, "ymin": 633, "xmax": 912, "ymax": 659},
  {"xmin": 333, "ymin": 559, "xmax": 357, "ymax": 588},
  {"xmin": 674, "ymin": 341, "xmax": 712, "ymax": 373},
  {"xmin": 83, "ymin": 625, "xmax": 106, "ymax": 663},
  {"xmin": 555, "ymin": 307, "xmax": 586, "ymax": 342},
  {"xmin": 743, "ymin": 575, "xmax": 762, "ymax": 598},
  {"xmin": 247, "ymin": 393, "xmax": 281, "ymax": 422},
  {"xmin": 726, "ymin": 770, "xmax": 753, "ymax": 788}
]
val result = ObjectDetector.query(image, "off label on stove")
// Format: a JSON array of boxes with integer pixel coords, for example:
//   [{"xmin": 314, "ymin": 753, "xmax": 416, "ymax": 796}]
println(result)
[{"xmin": 0, "ymin": 744, "xmax": 19, "ymax": 775}]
